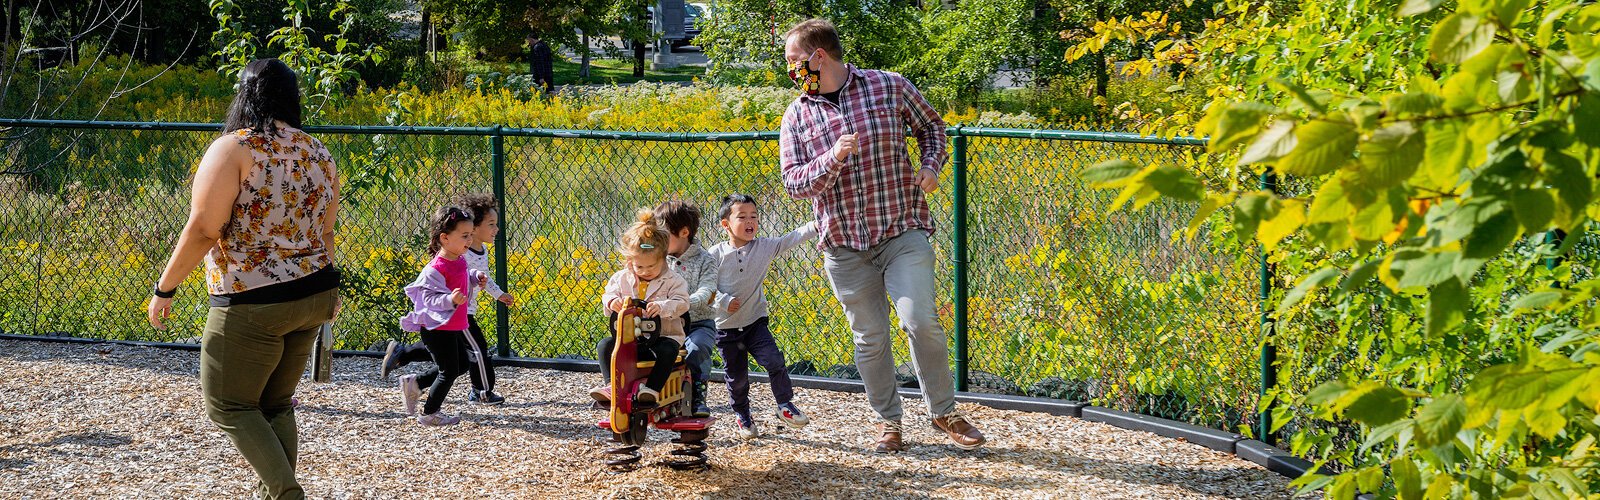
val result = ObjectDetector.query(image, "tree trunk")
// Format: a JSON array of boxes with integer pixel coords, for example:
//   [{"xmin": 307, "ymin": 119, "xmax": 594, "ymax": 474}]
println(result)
[
  {"xmin": 1093, "ymin": 0, "xmax": 1108, "ymax": 99},
  {"xmin": 630, "ymin": 40, "xmax": 643, "ymax": 77},
  {"xmin": 420, "ymin": 6, "xmax": 431, "ymax": 61},
  {"xmin": 1, "ymin": 0, "xmax": 16, "ymax": 71},
  {"xmin": 579, "ymin": 32, "xmax": 591, "ymax": 79}
]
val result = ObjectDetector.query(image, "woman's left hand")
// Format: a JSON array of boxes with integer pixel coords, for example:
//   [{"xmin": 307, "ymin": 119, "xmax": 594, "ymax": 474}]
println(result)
[{"xmin": 147, "ymin": 296, "xmax": 174, "ymax": 329}]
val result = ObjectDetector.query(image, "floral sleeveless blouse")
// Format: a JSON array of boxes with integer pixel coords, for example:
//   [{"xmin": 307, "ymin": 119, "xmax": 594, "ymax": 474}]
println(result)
[{"xmin": 204, "ymin": 127, "xmax": 338, "ymax": 295}]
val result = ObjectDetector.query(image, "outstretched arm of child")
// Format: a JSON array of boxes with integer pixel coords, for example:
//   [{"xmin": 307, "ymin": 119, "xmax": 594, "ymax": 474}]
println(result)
[{"xmin": 774, "ymin": 220, "xmax": 820, "ymax": 254}]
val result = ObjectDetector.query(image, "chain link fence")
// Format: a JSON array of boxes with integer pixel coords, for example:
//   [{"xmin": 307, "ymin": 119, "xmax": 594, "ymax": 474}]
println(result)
[{"xmin": 0, "ymin": 119, "xmax": 1263, "ymax": 434}]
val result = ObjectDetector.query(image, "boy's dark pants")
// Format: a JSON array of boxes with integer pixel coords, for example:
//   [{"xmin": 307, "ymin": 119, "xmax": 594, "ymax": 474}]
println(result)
[{"xmin": 717, "ymin": 317, "xmax": 794, "ymax": 415}]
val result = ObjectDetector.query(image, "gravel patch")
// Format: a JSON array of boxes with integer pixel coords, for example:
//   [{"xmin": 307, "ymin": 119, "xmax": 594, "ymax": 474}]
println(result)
[{"xmin": 0, "ymin": 339, "xmax": 1295, "ymax": 499}]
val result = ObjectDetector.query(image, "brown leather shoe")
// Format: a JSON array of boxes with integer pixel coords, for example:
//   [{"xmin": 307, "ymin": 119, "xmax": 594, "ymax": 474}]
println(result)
[
  {"xmin": 932, "ymin": 410, "xmax": 986, "ymax": 450},
  {"xmin": 874, "ymin": 421, "xmax": 904, "ymax": 453}
]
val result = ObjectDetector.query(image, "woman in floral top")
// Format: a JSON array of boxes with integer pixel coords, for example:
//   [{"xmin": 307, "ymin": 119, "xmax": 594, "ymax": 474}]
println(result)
[{"xmin": 147, "ymin": 58, "xmax": 340, "ymax": 500}]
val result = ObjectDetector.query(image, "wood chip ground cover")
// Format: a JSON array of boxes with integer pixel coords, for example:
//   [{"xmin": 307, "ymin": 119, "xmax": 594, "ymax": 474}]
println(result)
[{"xmin": 0, "ymin": 340, "xmax": 1297, "ymax": 498}]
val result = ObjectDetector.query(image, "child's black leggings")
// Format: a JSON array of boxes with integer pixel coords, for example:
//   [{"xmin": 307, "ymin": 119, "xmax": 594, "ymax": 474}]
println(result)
[{"xmin": 417, "ymin": 328, "xmax": 471, "ymax": 415}]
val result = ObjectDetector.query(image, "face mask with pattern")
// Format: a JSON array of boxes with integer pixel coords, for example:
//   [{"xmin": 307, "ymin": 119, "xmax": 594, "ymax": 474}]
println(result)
[{"xmin": 788, "ymin": 56, "xmax": 820, "ymax": 95}]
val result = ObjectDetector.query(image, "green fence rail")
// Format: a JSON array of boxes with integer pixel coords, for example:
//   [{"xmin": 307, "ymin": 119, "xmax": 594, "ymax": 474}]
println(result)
[{"xmin": 0, "ymin": 118, "xmax": 1265, "ymax": 436}]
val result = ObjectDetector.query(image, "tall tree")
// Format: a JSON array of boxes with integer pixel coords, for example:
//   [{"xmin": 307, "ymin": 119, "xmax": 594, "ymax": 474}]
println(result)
[
  {"xmin": 431, "ymin": 0, "xmax": 614, "ymax": 64},
  {"xmin": 696, "ymin": 0, "xmax": 922, "ymax": 79}
]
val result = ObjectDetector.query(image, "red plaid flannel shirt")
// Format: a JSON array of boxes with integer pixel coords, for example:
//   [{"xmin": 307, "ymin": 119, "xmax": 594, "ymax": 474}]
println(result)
[{"xmin": 779, "ymin": 65, "xmax": 948, "ymax": 251}]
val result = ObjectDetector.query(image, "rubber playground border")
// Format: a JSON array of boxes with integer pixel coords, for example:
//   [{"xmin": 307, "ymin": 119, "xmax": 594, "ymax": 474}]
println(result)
[{"xmin": 0, "ymin": 333, "xmax": 1316, "ymax": 481}]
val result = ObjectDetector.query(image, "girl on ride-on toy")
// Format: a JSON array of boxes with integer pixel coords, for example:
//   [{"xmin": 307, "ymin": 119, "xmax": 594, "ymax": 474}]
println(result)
[{"xmin": 590, "ymin": 209, "xmax": 690, "ymax": 406}]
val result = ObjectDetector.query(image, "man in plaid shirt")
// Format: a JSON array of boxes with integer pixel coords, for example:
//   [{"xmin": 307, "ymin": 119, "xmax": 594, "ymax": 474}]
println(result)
[{"xmin": 779, "ymin": 18, "xmax": 986, "ymax": 453}]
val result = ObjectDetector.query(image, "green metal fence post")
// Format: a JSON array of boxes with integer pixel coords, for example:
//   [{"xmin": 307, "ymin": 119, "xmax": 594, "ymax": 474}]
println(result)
[
  {"xmin": 1546, "ymin": 230, "xmax": 1566, "ymax": 272},
  {"xmin": 952, "ymin": 128, "xmax": 970, "ymax": 393},
  {"xmin": 1258, "ymin": 168, "xmax": 1279, "ymax": 445},
  {"xmin": 491, "ymin": 126, "xmax": 510, "ymax": 358}
]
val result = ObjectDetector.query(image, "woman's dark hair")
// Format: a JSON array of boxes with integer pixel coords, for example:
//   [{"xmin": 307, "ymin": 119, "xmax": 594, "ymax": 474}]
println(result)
[
  {"xmin": 654, "ymin": 200, "xmax": 702, "ymax": 243},
  {"xmin": 718, "ymin": 194, "xmax": 758, "ymax": 220},
  {"xmin": 455, "ymin": 193, "xmax": 498, "ymax": 224},
  {"xmin": 223, "ymin": 58, "xmax": 303, "ymax": 135},
  {"xmin": 427, "ymin": 205, "xmax": 474, "ymax": 254}
]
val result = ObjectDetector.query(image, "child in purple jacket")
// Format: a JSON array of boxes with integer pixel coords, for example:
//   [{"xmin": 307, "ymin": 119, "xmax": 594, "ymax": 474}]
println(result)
[{"xmin": 398, "ymin": 206, "xmax": 485, "ymax": 426}]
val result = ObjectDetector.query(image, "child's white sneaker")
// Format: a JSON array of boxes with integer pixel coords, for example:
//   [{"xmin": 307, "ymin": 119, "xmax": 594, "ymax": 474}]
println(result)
[
  {"xmin": 735, "ymin": 411, "xmax": 758, "ymax": 439},
  {"xmin": 775, "ymin": 402, "xmax": 810, "ymax": 427},
  {"xmin": 417, "ymin": 412, "xmax": 460, "ymax": 426},
  {"xmin": 399, "ymin": 374, "xmax": 421, "ymax": 416},
  {"xmin": 635, "ymin": 386, "xmax": 660, "ymax": 406}
]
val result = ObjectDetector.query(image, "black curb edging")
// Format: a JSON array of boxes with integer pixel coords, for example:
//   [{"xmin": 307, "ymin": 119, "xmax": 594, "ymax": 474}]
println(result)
[
  {"xmin": 0, "ymin": 334, "xmax": 1308, "ymax": 481},
  {"xmin": 1081, "ymin": 406, "xmax": 1246, "ymax": 453},
  {"xmin": 1234, "ymin": 438, "xmax": 1318, "ymax": 478}
]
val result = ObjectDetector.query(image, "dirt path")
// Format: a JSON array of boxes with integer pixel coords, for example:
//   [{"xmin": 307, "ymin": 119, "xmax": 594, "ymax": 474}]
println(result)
[{"xmin": 0, "ymin": 339, "xmax": 1293, "ymax": 499}]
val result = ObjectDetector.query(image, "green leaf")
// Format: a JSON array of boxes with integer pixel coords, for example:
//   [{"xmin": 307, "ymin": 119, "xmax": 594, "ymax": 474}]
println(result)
[
  {"xmin": 1573, "ymin": 92, "xmax": 1600, "ymax": 148},
  {"xmin": 1258, "ymin": 199, "xmax": 1306, "ymax": 250},
  {"xmin": 1207, "ymin": 101, "xmax": 1276, "ymax": 152},
  {"xmin": 1278, "ymin": 267, "xmax": 1342, "ymax": 312},
  {"xmin": 1351, "ymin": 187, "xmax": 1405, "ymax": 241},
  {"xmin": 1361, "ymin": 419, "xmax": 1414, "ymax": 454},
  {"xmin": 1239, "ymin": 120, "xmax": 1297, "ymax": 165},
  {"xmin": 1307, "ymin": 381, "xmax": 1352, "ymax": 406},
  {"xmin": 1393, "ymin": 458, "xmax": 1423, "ymax": 500},
  {"xmin": 1233, "ymin": 192, "xmax": 1272, "ymax": 241},
  {"xmin": 1271, "ymin": 79, "xmax": 1330, "ymax": 115},
  {"xmin": 1422, "ymin": 120, "xmax": 1468, "ymax": 192},
  {"xmin": 1547, "ymin": 152, "xmax": 1592, "ymax": 230},
  {"xmin": 1356, "ymin": 122, "xmax": 1426, "ymax": 188},
  {"xmin": 1430, "ymin": 14, "xmax": 1496, "ymax": 64},
  {"xmin": 1082, "ymin": 159, "xmax": 1141, "ymax": 185},
  {"xmin": 1511, "ymin": 291, "xmax": 1563, "ymax": 310},
  {"xmin": 1144, "ymin": 166, "xmax": 1205, "ymax": 201},
  {"xmin": 1493, "ymin": 0, "xmax": 1532, "ymax": 25},
  {"xmin": 1280, "ymin": 119, "xmax": 1358, "ymax": 177},
  {"xmin": 1357, "ymin": 466, "xmax": 1386, "ymax": 494},
  {"xmin": 1497, "ymin": 70, "xmax": 1531, "ymax": 103},
  {"xmin": 1308, "ymin": 177, "xmax": 1350, "ymax": 224},
  {"xmin": 1425, "ymin": 475, "xmax": 1454, "ymax": 498},
  {"xmin": 1398, "ymin": 0, "xmax": 1446, "ymax": 16},
  {"xmin": 1527, "ymin": 409, "xmax": 1566, "ymax": 439},
  {"xmin": 1395, "ymin": 249, "xmax": 1460, "ymax": 289},
  {"xmin": 1511, "ymin": 189, "xmax": 1555, "ymax": 231},
  {"xmin": 1184, "ymin": 194, "xmax": 1228, "ymax": 240},
  {"xmin": 1345, "ymin": 386, "xmax": 1413, "ymax": 426},
  {"xmin": 1432, "ymin": 198, "xmax": 1503, "ymax": 245},
  {"xmin": 1463, "ymin": 208, "xmax": 1520, "ymax": 258},
  {"xmin": 1414, "ymin": 394, "xmax": 1466, "ymax": 448},
  {"xmin": 1538, "ymin": 4, "xmax": 1580, "ymax": 47},
  {"xmin": 1340, "ymin": 259, "xmax": 1382, "ymax": 294},
  {"xmin": 1386, "ymin": 91, "xmax": 1444, "ymax": 119},
  {"xmin": 1428, "ymin": 277, "xmax": 1468, "ymax": 336},
  {"xmin": 1469, "ymin": 364, "xmax": 1545, "ymax": 410}
]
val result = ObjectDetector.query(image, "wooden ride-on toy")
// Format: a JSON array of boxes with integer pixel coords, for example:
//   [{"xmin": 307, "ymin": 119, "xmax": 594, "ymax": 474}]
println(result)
[{"xmin": 596, "ymin": 298, "xmax": 715, "ymax": 470}]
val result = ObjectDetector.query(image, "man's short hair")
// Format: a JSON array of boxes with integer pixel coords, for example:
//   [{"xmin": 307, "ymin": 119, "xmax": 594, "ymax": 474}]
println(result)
[{"xmin": 784, "ymin": 18, "xmax": 844, "ymax": 62}]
